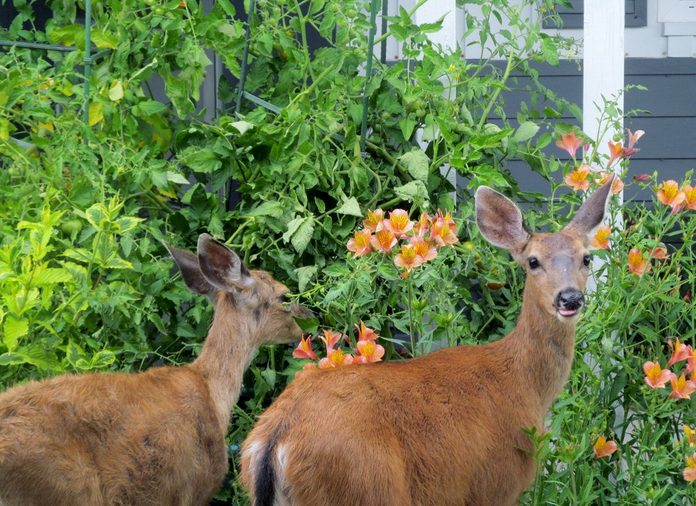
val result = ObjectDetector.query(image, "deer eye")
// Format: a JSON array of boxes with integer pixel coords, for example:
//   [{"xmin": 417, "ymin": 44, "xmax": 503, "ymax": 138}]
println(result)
[
  {"xmin": 528, "ymin": 257, "xmax": 540, "ymax": 270},
  {"xmin": 583, "ymin": 254, "xmax": 592, "ymax": 267}
]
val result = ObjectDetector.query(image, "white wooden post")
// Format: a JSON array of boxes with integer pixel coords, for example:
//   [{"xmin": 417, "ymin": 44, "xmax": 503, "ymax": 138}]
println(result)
[
  {"xmin": 583, "ymin": 0, "xmax": 624, "ymax": 293},
  {"xmin": 583, "ymin": 0, "xmax": 624, "ymax": 158}
]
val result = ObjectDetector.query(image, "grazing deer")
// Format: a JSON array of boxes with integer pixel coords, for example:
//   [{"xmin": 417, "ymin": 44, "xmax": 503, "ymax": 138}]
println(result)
[
  {"xmin": 0, "ymin": 234, "xmax": 311, "ymax": 506},
  {"xmin": 241, "ymin": 179, "xmax": 614, "ymax": 506}
]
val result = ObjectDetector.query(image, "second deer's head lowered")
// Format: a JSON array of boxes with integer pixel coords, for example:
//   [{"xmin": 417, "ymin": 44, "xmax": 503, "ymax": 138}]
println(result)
[{"xmin": 166, "ymin": 234, "xmax": 312, "ymax": 347}]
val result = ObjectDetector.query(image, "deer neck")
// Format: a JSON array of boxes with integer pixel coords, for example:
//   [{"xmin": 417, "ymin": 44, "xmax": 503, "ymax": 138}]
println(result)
[
  {"xmin": 505, "ymin": 285, "xmax": 577, "ymax": 412},
  {"xmin": 193, "ymin": 299, "xmax": 256, "ymax": 432}
]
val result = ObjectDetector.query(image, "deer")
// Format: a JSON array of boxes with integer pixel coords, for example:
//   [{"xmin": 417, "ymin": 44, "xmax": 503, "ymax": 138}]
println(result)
[
  {"xmin": 240, "ymin": 178, "xmax": 615, "ymax": 506},
  {"xmin": 0, "ymin": 233, "xmax": 312, "ymax": 506}
]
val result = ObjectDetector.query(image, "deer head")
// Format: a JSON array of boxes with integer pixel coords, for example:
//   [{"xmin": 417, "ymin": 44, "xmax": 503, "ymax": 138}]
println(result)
[
  {"xmin": 475, "ymin": 178, "xmax": 614, "ymax": 322},
  {"xmin": 166, "ymin": 234, "xmax": 312, "ymax": 346}
]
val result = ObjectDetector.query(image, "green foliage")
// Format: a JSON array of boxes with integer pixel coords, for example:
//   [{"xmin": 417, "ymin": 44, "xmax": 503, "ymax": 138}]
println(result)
[{"xmin": 8, "ymin": 1, "xmax": 694, "ymax": 504}]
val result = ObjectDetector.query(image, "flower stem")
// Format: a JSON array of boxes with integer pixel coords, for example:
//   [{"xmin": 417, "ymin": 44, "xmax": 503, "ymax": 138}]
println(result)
[{"xmin": 407, "ymin": 275, "xmax": 416, "ymax": 356}]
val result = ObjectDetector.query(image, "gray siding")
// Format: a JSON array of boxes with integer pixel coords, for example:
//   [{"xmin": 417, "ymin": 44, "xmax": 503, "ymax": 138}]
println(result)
[{"xmin": 479, "ymin": 58, "xmax": 696, "ymax": 201}]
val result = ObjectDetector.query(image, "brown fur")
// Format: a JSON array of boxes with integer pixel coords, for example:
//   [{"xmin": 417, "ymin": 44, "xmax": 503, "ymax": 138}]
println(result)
[
  {"xmin": 241, "ymin": 181, "xmax": 614, "ymax": 506},
  {"xmin": 0, "ymin": 235, "xmax": 309, "ymax": 506}
]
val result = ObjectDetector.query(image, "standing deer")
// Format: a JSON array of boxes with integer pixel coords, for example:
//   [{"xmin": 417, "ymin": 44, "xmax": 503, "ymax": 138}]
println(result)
[
  {"xmin": 241, "ymin": 179, "xmax": 615, "ymax": 506},
  {"xmin": 0, "ymin": 233, "xmax": 311, "ymax": 506}
]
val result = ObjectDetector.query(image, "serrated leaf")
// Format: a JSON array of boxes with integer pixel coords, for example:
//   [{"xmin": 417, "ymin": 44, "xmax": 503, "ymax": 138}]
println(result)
[
  {"xmin": 394, "ymin": 180, "xmax": 429, "ymax": 206},
  {"xmin": 32, "ymin": 268, "xmax": 72, "ymax": 286},
  {"xmin": 3, "ymin": 316, "xmax": 28, "ymax": 352},
  {"xmin": 85, "ymin": 204, "xmax": 108, "ymax": 229},
  {"xmin": 91, "ymin": 29, "xmax": 118, "ymax": 49},
  {"xmin": 88, "ymin": 102, "xmax": 104, "ymax": 127},
  {"xmin": 114, "ymin": 216, "xmax": 143, "ymax": 234},
  {"xmin": 245, "ymin": 201, "xmax": 284, "ymax": 218},
  {"xmin": 102, "ymin": 256, "xmax": 133, "ymax": 270},
  {"xmin": 291, "ymin": 218, "xmax": 314, "ymax": 254},
  {"xmin": 513, "ymin": 121, "xmax": 539, "ymax": 142},
  {"xmin": 90, "ymin": 350, "xmax": 116, "ymax": 368},
  {"xmin": 295, "ymin": 265, "xmax": 318, "ymax": 292},
  {"xmin": 133, "ymin": 100, "xmax": 167, "ymax": 117},
  {"xmin": 399, "ymin": 149, "xmax": 430, "ymax": 182},
  {"xmin": 336, "ymin": 197, "xmax": 362, "ymax": 217}
]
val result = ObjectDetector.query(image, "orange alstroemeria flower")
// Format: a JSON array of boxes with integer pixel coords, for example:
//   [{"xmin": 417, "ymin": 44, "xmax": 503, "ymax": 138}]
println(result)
[
  {"xmin": 429, "ymin": 212, "xmax": 459, "ymax": 247},
  {"xmin": 627, "ymin": 248, "xmax": 650, "ymax": 276},
  {"xmin": 611, "ymin": 177, "xmax": 624, "ymax": 194},
  {"xmin": 657, "ymin": 180, "xmax": 686, "ymax": 212},
  {"xmin": 685, "ymin": 426, "xmax": 696, "ymax": 447},
  {"xmin": 556, "ymin": 131, "xmax": 583, "ymax": 159},
  {"xmin": 670, "ymin": 373, "xmax": 696, "ymax": 399},
  {"xmin": 564, "ymin": 165, "xmax": 591, "ymax": 192},
  {"xmin": 682, "ymin": 184, "xmax": 696, "ymax": 211},
  {"xmin": 363, "ymin": 209, "xmax": 385, "ymax": 232},
  {"xmin": 623, "ymin": 129, "xmax": 644, "ymax": 157},
  {"xmin": 355, "ymin": 321, "xmax": 379, "ymax": 342},
  {"xmin": 593, "ymin": 436, "xmax": 618, "ymax": 459},
  {"xmin": 410, "ymin": 237, "xmax": 438, "ymax": 263},
  {"xmin": 347, "ymin": 229, "xmax": 373, "ymax": 256},
  {"xmin": 643, "ymin": 361, "xmax": 674, "ymax": 389},
  {"xmin": 318, "ymin": 348, "xmax": 354, "ymax": 369},
  {"xmin": 370, "ymin": 229, "xmax": 397, "ymax": 253},
  {"xmin": 590, "ymin": 225, "xmax": 611, "ymax": 250},
  {"xmin": 293, "ymin": 335, "xmax": 317, "ymax": 360},
  {"xmin": 355, "ymin": 339, "xmax": 385, "ymax": 364},
  {"xmin": 685, "ymin": 454, "xmax": 696, "ymax": 482},
  {"xmin": 608, "ymin": 141, "xmax": 624, "ymax": 167},
  {"xmin": 687, "ymin": 348, "xmax": 696, "ymax": 377},
  {"xmin": 650, "ymin": 246, "xmax": 669, "ymax": 260},
  {"xmin": 668, "ymin": 338, "xmax": 692, "ymax": 367},
  {"xmin": 394, "ymin": 244, "xmax": 424, "ymax": 272},
  {"xmin": 319, "ymin": 329, "xmax": 344, "ymax": 353},
  {"xmin": 413, "ymin": 212, "xmax": 432, "ymax": 239},
  {"xmin": 382, "ymin": 209, "xmax": 414, "ymax": 238}
]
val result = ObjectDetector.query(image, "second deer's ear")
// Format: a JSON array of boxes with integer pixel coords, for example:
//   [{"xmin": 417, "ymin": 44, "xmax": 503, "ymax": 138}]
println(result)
[
  {"xmin": 565, "ymin": 175, "xmax": 614, "ymax": 238},
  {"xmin": 475, "ymin": 186, "xmax": 529, "ymax": 255},
  {"xmin": 165, "ymin": 243, "xmax": 214, "ymax": 295},
  {"xmin": 197, "ymin": 234, "xmax": 256, "ymax": 292}
]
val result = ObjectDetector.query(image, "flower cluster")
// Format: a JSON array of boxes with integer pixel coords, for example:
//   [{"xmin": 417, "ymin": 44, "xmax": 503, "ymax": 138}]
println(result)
[
  {"xmin": 292, "ymin": 322, "xmax": 385, "ymax": 372},
  {"xmin": 557, "ymin": 129, "xmax": 643, "ymax": 193},
  {"xmin": 347, "ymin": 208, "xmax": 458, "ymax": 277},
  {"xmin": 656, "ymin": 180, "xmax": 696, "ymax": 214},
  {"xmin": 588, "ymin": 226, "xmax": 669, "ymax": 277},
  {"xmin": 643, "ymin": 338, "xmax": 696, "ymax": 398}
]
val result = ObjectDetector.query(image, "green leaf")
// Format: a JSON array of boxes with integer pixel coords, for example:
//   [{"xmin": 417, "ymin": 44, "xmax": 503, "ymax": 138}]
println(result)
[
  {"xmin": 336, "ymin": 197, "xmax": 362, "ymax": 217},
  {"xmin": 399, "ymin": 117, "xmax": 417, "ymax": 140},
  {"xmin": 133, "ymin": 100, "xmax": 168, "ymax": 117},
  {"xmin": 399, "ymin": 149, "xmax": 430, "ymax": 182},
  {"xmin": 114, "ymin": 217, "xmax": 143, "ymax": 234},
  {"xmin": 541, "ymin": 37, "xmax": 559, "ymax": 66},
  {"xmin": 394, "ymin": 180, "xmax": 429, "ymax": 206},
  {"xmin": 230, "ymin": 120, "xmax": 254, "ymax": 135},
  {"xmin": 513, "ymin": 121, "xmax": 539, "ymax": 142},
  {"xmin": 108, "ymin": 80, "xmax": 124, "ymax": 102},
  {"xmin": 245, "ymin": 201, "xmax": 284, "ymax": 218},
  {"xmin": 90, "ymin": 350, "xmax": 116, "ymax": 368},
  {"xmin": 88, "ymin": 102, "xmax": 104, "ymax": 127},
  {"xmin": 283, "ymin": 216, "xmax": 314, "ymax": 254},
  {"xmin": 84, "ymin": 204, "xmax": 109, "ymax": 230},
  {"xmin": 32, "ymin": 268, "xmax": 72, "ymax": 286},
  {"xmin": 295, "ymin": 265, "xmax": 318, "ymax": 292},
  {"xmin": 166, "ymin": 171, "xmax": 190, "ymax": 185},
  {"xmin": 3, "ymin": 316, "xmax": 28, "ymax": 352},
  {"xmin": 91, "ymin": 29, "xmax": 118, "ymax": 49},
  {"xmin": 179, "ymin": 147, "xmax": 222, "ymax": 173}
]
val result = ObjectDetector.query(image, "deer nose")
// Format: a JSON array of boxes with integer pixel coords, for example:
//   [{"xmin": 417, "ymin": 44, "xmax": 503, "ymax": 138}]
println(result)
[{"xmin": 555, "ymin": 288, "xmax": 584, "ymax": 311}]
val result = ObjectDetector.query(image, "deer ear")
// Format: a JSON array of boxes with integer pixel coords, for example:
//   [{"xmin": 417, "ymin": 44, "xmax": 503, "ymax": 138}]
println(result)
[
  {"xmin": 196, "ymin": 234, "xmax": 255, "ymax": 292},
  {"xmin": 565, "ymin": 176, "xmax": 614, "ymax": 238},
  {"xmin": 165, "ymin": 243, "xmax": 214, "ymax": 295},
  {"xmin": 475, "ymin": 186, "xmax": 529, "ymax": 255}
]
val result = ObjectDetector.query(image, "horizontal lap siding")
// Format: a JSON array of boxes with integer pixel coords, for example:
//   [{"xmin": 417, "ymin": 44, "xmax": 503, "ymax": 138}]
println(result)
[{"xmin": 462, "ymin": 58, "xmax": 696, "ymax": 201}]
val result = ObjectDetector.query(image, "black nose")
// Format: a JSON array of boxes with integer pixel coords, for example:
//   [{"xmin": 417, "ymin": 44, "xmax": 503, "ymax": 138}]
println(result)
[{"xmin": 556, "ymin": 288, "xmax": 584, "ymax": 310}]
